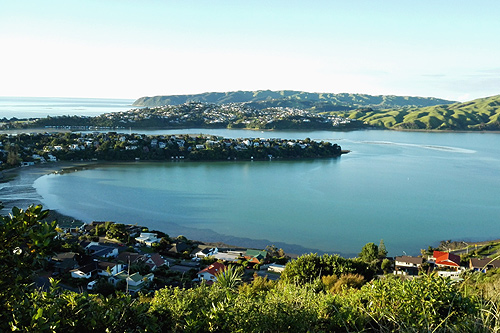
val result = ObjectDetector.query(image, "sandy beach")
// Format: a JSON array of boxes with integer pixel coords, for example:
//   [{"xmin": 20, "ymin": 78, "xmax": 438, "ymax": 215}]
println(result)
[{"xmin": 0, "ymin": 162, "xmax": 97, "ymax": 223}]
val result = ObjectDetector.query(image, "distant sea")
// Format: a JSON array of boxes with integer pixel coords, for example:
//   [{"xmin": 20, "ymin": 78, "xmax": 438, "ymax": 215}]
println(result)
[{"xmin": 0, "ymin": 96, "xmax": 135, "ymax": 119}]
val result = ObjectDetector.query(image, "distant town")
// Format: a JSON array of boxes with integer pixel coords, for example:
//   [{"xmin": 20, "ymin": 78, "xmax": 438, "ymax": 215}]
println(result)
[{"xmin": 0, "ymin": 102, "xmax": 363, "ymax": 131}]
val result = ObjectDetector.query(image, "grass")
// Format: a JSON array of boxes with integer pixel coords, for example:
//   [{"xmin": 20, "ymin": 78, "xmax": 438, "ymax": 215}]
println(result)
[{"xmin": 341, "ymin": 94, "xmax": 500, "ymax": 130}]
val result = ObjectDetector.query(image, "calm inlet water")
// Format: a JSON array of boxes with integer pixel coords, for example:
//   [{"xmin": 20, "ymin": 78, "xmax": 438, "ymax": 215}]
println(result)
[{"xmin": 34, "ymin": 129, "xmax": 500, "ymax": 256}]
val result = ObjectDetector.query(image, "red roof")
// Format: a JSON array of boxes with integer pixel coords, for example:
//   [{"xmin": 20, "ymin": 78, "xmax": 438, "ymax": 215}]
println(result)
[
  {"xmin": 198, "ymin": 262, "xmax": 226, "ymax": 276},
  {"xmin": 433, "ymin": 251, "xmax": 461, "ymax": 267}
]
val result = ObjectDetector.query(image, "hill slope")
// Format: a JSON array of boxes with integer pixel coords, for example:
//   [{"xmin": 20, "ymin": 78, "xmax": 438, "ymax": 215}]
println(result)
[
  {"xmin": 342, "ymin": 94, "xmax": 500, "ymax": 130},
  {"xmin": 133, "ymin": 90, "xmax": 455, "ymax": 109}
]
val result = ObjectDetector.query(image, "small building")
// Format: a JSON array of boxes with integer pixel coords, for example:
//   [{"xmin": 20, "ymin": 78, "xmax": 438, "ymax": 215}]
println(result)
[
  {"xmin": 469, "ymin": 258, "xmax": 500, "ymax": 272},
  {"xmin": 85, "ymin": 242, "xmax": 119, "ymax": 258},
  {"xmin": 135, "ymin": 232, "xmax": 160, "ymax": 247},
  {"xmin": 51, "ymin": 252, "xmax": 79, "ymax": 273},
  {"xmin": 432, "ymin": 251, "xmax": 461, "ymax": 271},
  {"xmin": 116, "ymin": 251, "xmax": 145, "ymax": 265},
  {"xmin": 168, "ymin": 242, "xmax": 191, "ymax": 256},
  {"xmin": 109, "ymin": 271, "xmax": 154, "ymax": 293},
  {"xmin": 145, "ymin": 253, "xmax": 169, "ymax": 271},
  {"xmin": 267, "ymin": 263, "xmax": 286, "ymax": 273},
  {"xmin": 394, "ymin": 256, "xmax": 423, "ymax": 276},
  {"xmin": 197, "ymin": 262, "xmax": 226, "ymax": 285},
  {"xmin": 192, "ymin": 246, "xmax": 219, "ymax": 258},
  {"xmin": 244, "ymin": 249, "xmax": 268, "ymax": 265},
  {"xmin": 97, "ymin": 262, "xmax": 124, "ymax": 277},
  {"xmin": 70, "ymin": 262, "xmax": 97, "ymax": 279}
]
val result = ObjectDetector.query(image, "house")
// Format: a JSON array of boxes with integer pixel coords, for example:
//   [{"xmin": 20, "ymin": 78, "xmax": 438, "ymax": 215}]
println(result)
[
  {"xmin": 145, "ymin": 253, "xmax": 169, "ymax": 271},
  {"xmin": 168, "ymin": 242, "xmax": 191, "ymax": 256},
  {"xmin": 51, "ymin": 252, "xmax": 79, "ymax": 273},
  {"xmin": 85, "ymin": 242, "xmax": 119, "ymax": 258},
  {"xmin": 267, "ymin": 263, "xmax": 286, "ymax": 273},
  {"xmin": 394, "ymin": 256, "xmax": 423, "ymax": 276},
  {"xmin": 57, "ymin": 220, "xmax": 86, "ymax": 234},
  {"xmin": 109, "ymin": 271, "xmax": 154, "ymax": 293},
  {"xmin": 197, "ymin": 262, "xmax": 226, "ymax": 285},
  {"xmin": 192, "ymin": 246, "xmax": 219, "ymax": 258},
  {"xmin": 212, "ymin": 251, "xmax": 243, "ymax": 263},
  {"xmin": 432, "ymin": 251, "xmax": 461, "ymax": 270},
  {"xmin": 70, "ymin": 262, "xmax": 97, "ymax": 279},
  {"xmin": 244, "ymin": 249, "xmax": 268, "ymax": 265},
  {"xmin": 469, "ymin": 258, "xmax": 500, "ymax": 272},
  {"xmin": 97, "ymin": 262, "xmax": 124, "ymax": 277},
  {"xmin": 116, "ymin": 251, "xmax": 145, "ymax": 265},
  {"xmin": 135, "ymin": 232, "xmax": 160, "ymax": 247}
]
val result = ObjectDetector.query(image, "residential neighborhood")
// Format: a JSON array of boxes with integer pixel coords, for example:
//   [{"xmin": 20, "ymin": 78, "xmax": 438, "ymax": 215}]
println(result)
[
  {"xmin": 40, "ymin": 215, "xmax": 500, "ymax": 299},
  {"xmin": 0, "ymin": 131, "xmax": 344, "ymax": 169},
  {"xmin": 43, "ymin": 219, "xmax": 291, "ymax": 295},
  {"xmin": 0, "ymin": 101, "xmax": 362, "ymax": 132}
]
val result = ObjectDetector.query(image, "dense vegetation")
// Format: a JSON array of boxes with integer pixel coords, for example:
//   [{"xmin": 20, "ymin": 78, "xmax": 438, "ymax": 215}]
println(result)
[
  {"xmin": 3, "ymin": 205, "xmax": 500, "ymax": 332},
  {"xmin": 133, "ymin": 90, "xmax": 455, "ymax": 109},
  {"xmin": 338, "ymin": 94, "xmax": 500, "ymax": 130},
  {"xmin": 0, "ymin": 132, "xmax": 344, "ymax": 170}
]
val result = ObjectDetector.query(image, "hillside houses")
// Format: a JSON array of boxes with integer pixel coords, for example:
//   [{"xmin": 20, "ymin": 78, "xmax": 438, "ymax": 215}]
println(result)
[{"xmin": 1, "ymin": 131, "xmax": 344, "ymax": 169}]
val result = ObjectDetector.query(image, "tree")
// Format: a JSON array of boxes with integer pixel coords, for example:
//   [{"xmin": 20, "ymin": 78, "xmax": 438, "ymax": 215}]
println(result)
[
  {"xmin": 215, "ymin": 265, "xmax": 243, "ymax": 289},
  {"xmin": 0, "ymin": 205, "xmax": 58, "ymax": 331},
  {"xmin": 6, "ymin": 144, "xmax": 20, "ymax": 166},
  {"xmin": 359, "ymin": 242, "xmax": 379, "ymax": 263},
  {"xmin": 378, "ymin": 239, "xmax": 388, "ymax": 258},
  {"xmin": 381, "ymin": 258, "xmax": 391, "ymax": 274}
]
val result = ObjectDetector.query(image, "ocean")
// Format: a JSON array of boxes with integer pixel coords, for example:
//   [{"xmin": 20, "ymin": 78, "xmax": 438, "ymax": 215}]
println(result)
[{"xmin": 0, "ymin": 96, "xmax": 135, "ymax": 119}]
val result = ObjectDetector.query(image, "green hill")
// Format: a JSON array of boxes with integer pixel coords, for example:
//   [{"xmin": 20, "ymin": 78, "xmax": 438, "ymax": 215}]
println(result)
[
  {"xmin": 341, "ymin": 94, "xmax": 500, "ymax": 130},
  {"xmin": 133, "ymin": 90, "xmax": 455, "ymax": 109}
]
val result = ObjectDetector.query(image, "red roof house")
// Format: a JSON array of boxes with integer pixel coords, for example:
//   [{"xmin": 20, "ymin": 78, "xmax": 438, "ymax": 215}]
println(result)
[
  {"xmin": 197, "ymin": 262, "xmax": 226, "ymax": 284},
  {"xmin": 433, "ymin": 251, "xmax": 461, "ymax": 270}
]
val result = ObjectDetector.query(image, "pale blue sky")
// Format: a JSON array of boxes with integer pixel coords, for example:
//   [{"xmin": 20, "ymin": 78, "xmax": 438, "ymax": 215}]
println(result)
[{"xmin": 1, "ymin": 0, "xmax": 499, "ymax": 101}]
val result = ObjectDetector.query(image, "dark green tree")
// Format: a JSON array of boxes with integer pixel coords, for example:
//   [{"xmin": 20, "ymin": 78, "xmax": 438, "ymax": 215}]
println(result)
[{"xmin": 359, "ymin": 242, "xmax": 379, "ymax": 263}]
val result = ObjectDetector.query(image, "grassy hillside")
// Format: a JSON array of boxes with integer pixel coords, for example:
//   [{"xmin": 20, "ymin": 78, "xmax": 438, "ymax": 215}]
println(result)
[
  {"xmin": 133, "ymin": 90, "xmax": 455, "ymax": 109},
  {"xmin": 340, "ymin": 94, "xmax": 500, "ymax": 130}
]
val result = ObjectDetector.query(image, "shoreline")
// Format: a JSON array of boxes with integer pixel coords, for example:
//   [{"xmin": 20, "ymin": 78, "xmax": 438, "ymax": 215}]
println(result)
[
  {"xmin": 0, "ymin": 161, "xmax": 330, "ymax": 256},
  {"xmin": 3, "ymin": 160, "xmax": 499, "ymax": 257},
  {"xmin": 0, "ymin": 161, "xmax": 99, "ymax": 222}
]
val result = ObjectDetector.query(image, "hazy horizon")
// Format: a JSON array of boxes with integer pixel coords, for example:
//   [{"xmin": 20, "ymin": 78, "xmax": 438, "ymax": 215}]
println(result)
[{"xmin": 1, "ymin": 1, "xmax": 499, "ymax": 102}]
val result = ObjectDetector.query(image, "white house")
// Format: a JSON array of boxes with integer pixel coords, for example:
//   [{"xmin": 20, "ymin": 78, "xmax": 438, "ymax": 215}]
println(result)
[
  {"xmin": 135, "ymin": 232, "xmax": 160, "ymax": 247},
  {"xmin": 267, "ymin": 263, "xmax": 286, "ymax": 273},
  {"xmin": 97, "ymin": 262, "xmax": 124, "ymax": 277},
  {"xmin": 70, "ymin": 263, "xmax": 97, "ymax": 279},
  {"xmin": 109, "ymin": 271, "xmax": 154, "ymax": 293},
  {"xmin": 197, "ymin": 262, "xmax": 226, "ymax": 284},
  {"xmin": 394, "ymin": 256, "xmax": 423, "ymax": 276},
  {"xmin": 193, "ymin": 247, "xmax": 219, "ymax": 258}
]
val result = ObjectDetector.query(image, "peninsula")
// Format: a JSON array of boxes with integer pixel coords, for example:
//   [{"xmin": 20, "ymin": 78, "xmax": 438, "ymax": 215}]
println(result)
[{"xmin": 0, "ymin": 132, "xmax": 344, "ymax": 169}]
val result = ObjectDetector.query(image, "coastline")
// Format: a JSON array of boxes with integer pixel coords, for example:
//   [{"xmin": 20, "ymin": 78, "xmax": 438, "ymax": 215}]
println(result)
[
  {"xmin": 0, "ymin": 161, "xmax": 98, "ymax": 223},
  {"xmin": 0, "ymin": 161, "xmax": 329, "ymax": 256}
]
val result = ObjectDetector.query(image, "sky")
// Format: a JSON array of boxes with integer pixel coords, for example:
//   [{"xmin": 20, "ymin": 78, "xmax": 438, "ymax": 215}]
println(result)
[{"xmin": 1, "ymin": 0, "xmax": 499, "ymax": 102}]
